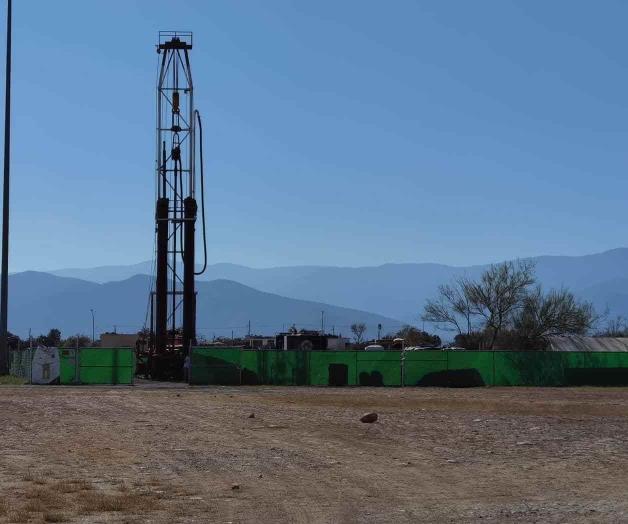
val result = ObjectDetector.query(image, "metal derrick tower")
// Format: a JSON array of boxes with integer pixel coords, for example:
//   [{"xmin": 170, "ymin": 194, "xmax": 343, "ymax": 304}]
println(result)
[{"xmin": 153, "ymin": 31, "xmax": 197, "ymax": 373}]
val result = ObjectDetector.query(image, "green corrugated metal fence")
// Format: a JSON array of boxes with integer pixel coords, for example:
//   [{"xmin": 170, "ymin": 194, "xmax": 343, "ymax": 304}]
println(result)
[
  {"xmin": 189, "ymin": 348, "xmax": 628, "ymax": 387},
  {"xmin": 59, "ymin": 347, "xmax": 134, "ymax": 385}
]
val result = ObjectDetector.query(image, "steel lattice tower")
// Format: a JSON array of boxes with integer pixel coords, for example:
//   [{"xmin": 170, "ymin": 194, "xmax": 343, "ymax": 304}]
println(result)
[{"xmin": 153, "ymin": 31, "xmax": 197, "ymax": 369}]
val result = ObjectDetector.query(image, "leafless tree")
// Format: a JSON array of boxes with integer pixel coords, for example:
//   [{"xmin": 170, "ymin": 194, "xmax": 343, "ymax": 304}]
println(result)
[
  {"xmin": 350, "ymin": 322, "xmax": 367, "ymax": 343},
  {"xmin": 422, "ymin": 260, "xmax": 601, "ymax": 350},
  {"xmin": 464, "ymin": 260, "xmax": 535, "ymax": 349},
  {"xmin": 513, "ymin": 286, "xmax": 597, "ymax": 339},
  {"xmin": 599, "ymin": 315, "xmax": 628, "ymax": 337},
  {"xmin": 423, "ymin": 277, "xmax": 474, "ymax": 334}
]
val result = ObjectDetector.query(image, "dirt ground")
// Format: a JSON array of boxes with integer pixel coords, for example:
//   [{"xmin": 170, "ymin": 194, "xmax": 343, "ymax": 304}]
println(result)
[{"xmin": 1, "ymin": 385, "xmax": 628, "ymax": 523}]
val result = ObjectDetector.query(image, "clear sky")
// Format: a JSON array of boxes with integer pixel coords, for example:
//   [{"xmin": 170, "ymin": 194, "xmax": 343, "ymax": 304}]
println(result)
[{"xmin": 4, "ymin": 0, "xmax": 628, "ymax": 271}]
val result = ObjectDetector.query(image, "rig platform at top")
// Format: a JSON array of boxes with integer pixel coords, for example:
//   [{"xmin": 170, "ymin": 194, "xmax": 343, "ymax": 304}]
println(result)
[{"xmin": 157, "ymin": 31, "xmax": 192, "ymax": 51}]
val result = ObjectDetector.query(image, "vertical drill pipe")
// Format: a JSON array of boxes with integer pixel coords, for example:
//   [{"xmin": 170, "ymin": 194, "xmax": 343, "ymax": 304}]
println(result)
[
  {"xmin": 183, "ymin": 197, "xmax": 197, "ymax": 353},
  {"xmin": 155, "ymin": 198, "xmax": 169, "ymax": 354},
  {"xmin": 150, "ymin": 291, "xmax": 154, "ymax": 344}
]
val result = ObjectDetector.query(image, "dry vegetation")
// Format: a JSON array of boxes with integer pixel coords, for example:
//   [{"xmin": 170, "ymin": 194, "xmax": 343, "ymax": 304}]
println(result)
[
  {"xmin": 1, "ymin": 384, "xmax": 628, "ymax": 522},
  {"xmin": 0, "ymin": 375, "xmax": 25, "ymax": 386}
]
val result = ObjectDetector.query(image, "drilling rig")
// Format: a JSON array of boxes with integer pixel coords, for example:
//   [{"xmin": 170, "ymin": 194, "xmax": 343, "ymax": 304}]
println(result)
[{"xmin": 149, "ymin": 31, "xmax": 205, "ymax": 379}]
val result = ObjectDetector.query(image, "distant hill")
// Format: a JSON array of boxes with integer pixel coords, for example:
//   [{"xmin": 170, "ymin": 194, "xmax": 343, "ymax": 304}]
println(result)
[
  {"xmin": 8, "ymin": 272, "xmax": 403, "ymax": 340},
  {"xmin": 44, "ymin": 248, "xmax": 628, "ymax": 325},
  {"xmin": 48, "ymin": 261, "xmax": 155, "ymax": 283}
]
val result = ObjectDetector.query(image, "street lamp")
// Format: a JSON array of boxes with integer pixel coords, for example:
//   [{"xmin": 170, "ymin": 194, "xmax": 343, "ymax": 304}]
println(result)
[{"xmin": 90, "ymin": 309, "xmax": 95, "ymax": 345}]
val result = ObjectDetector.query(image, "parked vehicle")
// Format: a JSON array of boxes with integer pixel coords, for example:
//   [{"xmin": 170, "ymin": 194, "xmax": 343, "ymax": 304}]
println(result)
[{"xmin": 364, "ymin": 344, "xmax": 385, "ymax": 351}]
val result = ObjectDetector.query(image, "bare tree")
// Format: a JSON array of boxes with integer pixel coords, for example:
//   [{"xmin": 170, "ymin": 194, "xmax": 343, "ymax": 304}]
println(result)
[
  {"xmin": 422, "ymin": 259, "xmax": 601, "ymax": 350},
  {"xmin": 599, "ymin": 315, "xmax": 628, "ymax": 337},
  {"xmin": 514, "ymin": 286, "xmax": 597, "ymax": 339},
  {"xmin": 350, "ymin": 322, "xmax": 367, "ymax": 344},
  {"xmin": 423, "ymin": 278, "xmax": 474, "ymax": 334},
  {"xmin": 462, "ymin": 260, "xmax": 535, "ymax": 349}
]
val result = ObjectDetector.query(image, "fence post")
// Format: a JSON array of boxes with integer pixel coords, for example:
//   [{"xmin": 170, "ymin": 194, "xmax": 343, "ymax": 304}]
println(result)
[
  {"xmin": 74, "ymin": 345, "xmax": 80, "ymax": 385},
  {"xmin": 492, "ymin": 350, "xmax": 496, "ymax": 387},
  {"xmin": 189, "ymin": 340, "xmax": 193, "ymax": 385}
]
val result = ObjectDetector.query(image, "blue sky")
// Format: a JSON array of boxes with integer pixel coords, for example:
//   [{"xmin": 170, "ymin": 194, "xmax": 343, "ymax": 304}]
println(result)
[{"xmin": 4, "ymin": 0, "xmax": 628, "ymax": 271}]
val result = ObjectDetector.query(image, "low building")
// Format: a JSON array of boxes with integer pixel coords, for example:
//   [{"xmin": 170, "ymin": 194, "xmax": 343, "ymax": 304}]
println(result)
[
  {"xmin": 276, "ymin": 330, "xmax": 327, "ymax": 351},
  {"xmin": 100, "ymin": 332, "xmax": 138, "ymax": 348},
  {"xmin": 245, "ymin": 335, "xmax": 276, "ymax": 349},
  {"xmin": 326, "ymin": 336, "xmax": 349, "ymax": 350},
  {"xmin": 275, "ymin": 330, "xmax": 348, "ymax": 351}
]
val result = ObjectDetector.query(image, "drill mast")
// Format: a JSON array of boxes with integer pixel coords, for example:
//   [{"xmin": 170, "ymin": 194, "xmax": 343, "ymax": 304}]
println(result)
[{"xmin": 153, "ymin": 31, "xmax": 197, "ymax": 369}]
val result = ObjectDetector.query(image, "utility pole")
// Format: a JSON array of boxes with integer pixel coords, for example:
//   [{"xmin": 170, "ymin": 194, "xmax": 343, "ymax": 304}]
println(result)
[
  {"xmin": 321, "ymin": 310, "xmax": 325, "ymax": 335},
  {"xmin": 0, "ymin": 0, "xmax": 12, "ymax": 374}
]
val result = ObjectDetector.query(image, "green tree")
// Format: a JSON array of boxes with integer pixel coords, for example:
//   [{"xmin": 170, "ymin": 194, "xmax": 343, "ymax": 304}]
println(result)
[
  {"xmin": 36, "ymin": 328, "xmax": 62, "ymax": 347},
  {"xmin": 395, "ymin": 326, "xmax": 440, "ymax": 347},
  {"xmin": 62, "ymin": 335, "xmax": 92, "ymax": 348}
]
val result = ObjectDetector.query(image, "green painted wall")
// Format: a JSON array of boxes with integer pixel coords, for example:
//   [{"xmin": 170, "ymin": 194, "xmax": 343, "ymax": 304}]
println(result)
[
  {"xmin": 357, "ymin": 351, "xmax": 402, "ymax": 386},
  {"xmin": 494, "ymin": 351, "xmax": 563, "ymax": 386},
  {"xmin": 190, "ymin": 348, "xmax": 628, "ymax": 387},
  {"xmin": 448, "ymin": 351, "xmax": 495, "ymax": 386},
  {"xmin": 190, "ymin": 347, "xmax": 242, "ymax": 385},
  {"xmin": 59, "ymin": 348, "xmax": 134, "ymax": 385},
  {"xmin": 403, "ymin": 350, "xmax": 448, "ymax": 386},
  {"xmin": 309, "ymin": 351, "xmax": 359, "ymax": 386}
]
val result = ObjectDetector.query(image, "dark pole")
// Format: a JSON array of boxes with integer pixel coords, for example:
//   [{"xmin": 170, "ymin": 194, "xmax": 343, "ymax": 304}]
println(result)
[
  {"xmin": 0, "ymin": 0, "xmax": 11, "ymax": 374},
  {"xmin": 182, "ymin": 197, "xmax": 197, "ymax": 354},
  {"xmin": 90, "ymin": 309, "xmax": 95, "ymax": 345}
]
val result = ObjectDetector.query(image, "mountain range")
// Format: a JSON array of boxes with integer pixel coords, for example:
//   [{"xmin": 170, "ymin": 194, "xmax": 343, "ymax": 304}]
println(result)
[
  {"xmin": 8, "ymin": 272, "xmax": 401, "ymax": 340},
  {"xmin": 46, "ymin": 247, "xmax": 628, "ymax": 324},
  {"xmin": 10, "ymin": 247, "xmax": 628, "ymax": 340}
]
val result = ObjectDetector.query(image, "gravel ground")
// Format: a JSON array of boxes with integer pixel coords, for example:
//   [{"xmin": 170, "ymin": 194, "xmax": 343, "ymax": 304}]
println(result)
[{"xmin": 1, "ymin": 385, "xmax": 627, "ymax": 523}]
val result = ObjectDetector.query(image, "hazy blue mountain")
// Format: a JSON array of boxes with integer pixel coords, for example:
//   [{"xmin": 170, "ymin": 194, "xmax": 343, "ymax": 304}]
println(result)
[
  {"xmin": 48, "ymin": 261, "xmax": 154, "ymax": 283},
  {"xmin": 49, "ymin": 261, "xmax": 324, "ymax": 286},
  {"xmin": 575, "ymin": 277, "xmax": 628, "ymax": 320},
  {"xmin": 43, "ymin": 248, "xmax": 628, "ymax": 325},
  {"xmin": 8, "ymin": 272, "xmax": 402, "ymax": 340}
]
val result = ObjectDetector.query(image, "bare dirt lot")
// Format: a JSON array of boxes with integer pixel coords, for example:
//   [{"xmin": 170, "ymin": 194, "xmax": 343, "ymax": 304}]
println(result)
[{"xmin": 1, "ymin": 385, "xmax": 628, "ymax": 523}]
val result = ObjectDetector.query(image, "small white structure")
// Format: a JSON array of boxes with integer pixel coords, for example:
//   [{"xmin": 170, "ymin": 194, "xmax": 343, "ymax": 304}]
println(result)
[{"xmin": 31, "ymin": 346, "xmax": 60, "ymax": 384}]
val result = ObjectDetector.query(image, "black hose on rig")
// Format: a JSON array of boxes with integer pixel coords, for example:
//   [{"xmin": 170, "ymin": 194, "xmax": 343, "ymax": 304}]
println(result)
[{"xmin": 194, "ymin": 109, "xmax": 208, "ymax": 276}]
